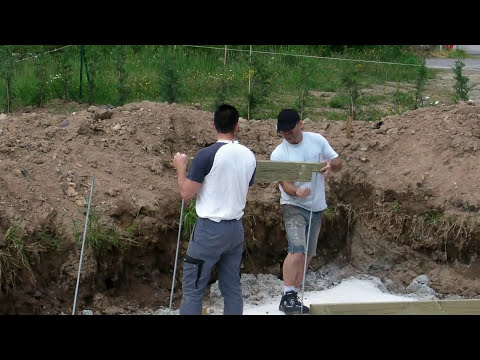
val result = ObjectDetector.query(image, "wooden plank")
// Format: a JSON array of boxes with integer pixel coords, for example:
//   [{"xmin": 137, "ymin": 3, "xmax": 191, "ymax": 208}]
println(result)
[
  {"xmin": 255, "ymin": 160, "xmax": 325, "ymax": 182},
  {"xmin": 309, "ymin": 299, "xmax": 480, "ymax": 315},
  {"xmin": 187, "ymin": 158, "xmax": 325, "ymax": 183}
]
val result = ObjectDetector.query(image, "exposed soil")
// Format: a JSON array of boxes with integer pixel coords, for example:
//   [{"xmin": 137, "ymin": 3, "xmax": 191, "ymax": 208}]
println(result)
[{"xmin": 1, "ymin": 77, "xmax": 480, "ymax": 314}]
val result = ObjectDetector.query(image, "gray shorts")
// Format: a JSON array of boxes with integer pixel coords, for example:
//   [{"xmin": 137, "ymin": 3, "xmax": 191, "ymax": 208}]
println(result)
[{"xmin": 281, "ymin": 204, "xmax": 323, "ymax": 256}]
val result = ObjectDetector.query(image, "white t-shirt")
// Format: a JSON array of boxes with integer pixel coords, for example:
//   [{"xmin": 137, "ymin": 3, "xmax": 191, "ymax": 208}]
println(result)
[
  {"xmin": 187, "ymin": 140, "xmax": 256, "ymax": 222},
  {"xmin": 270, "ymin": 132, "xmax": 338, "ymax": 212}
]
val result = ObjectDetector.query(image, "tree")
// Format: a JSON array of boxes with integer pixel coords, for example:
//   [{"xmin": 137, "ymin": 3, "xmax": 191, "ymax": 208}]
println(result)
[{"xmin": 452, "ymin": 60, "xmax": 470, "ymax": 103}]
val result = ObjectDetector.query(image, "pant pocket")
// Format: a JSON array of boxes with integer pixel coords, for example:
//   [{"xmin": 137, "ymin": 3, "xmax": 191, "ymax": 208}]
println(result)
[{"xmin": 183, "ymin": 255, "xmax": 204, "ymax": 289}]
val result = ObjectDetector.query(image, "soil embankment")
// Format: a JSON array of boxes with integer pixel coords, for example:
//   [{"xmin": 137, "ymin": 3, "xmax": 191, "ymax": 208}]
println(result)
[{"xmin": 0, "ymin": 100, "xmax": 479, "ymax": 314}]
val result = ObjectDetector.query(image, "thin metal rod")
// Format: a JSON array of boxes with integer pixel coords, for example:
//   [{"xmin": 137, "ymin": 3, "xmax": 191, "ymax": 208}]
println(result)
[
  {"xmin": 247, "ymin": 45, "xmax": 252, "ymax": 120},
  {"xmin": 300, "ymin": 157, "xmax": 321, "ymax": 314},
  {"xmin": 169, "ymin": 198, "xmax": 185, "ymax": 315},
  {"xmin": 72, "ymin": 175, "xmax": 95, "ymax": 315}
]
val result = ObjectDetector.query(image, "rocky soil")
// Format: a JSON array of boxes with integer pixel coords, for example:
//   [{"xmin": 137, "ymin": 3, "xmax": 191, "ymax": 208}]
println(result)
[{"xmin": 1, "ymin": 91, "xmax": 480, "ymax": 314}]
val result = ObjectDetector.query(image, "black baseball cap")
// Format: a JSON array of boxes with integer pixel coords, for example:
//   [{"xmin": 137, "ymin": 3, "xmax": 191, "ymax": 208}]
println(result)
[{"xmin": 277, "ymin": 109, "xmax": 300, "ymax": 132}]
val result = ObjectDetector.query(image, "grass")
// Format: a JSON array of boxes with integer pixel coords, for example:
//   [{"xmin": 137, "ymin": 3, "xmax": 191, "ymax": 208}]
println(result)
[
  {"xmin": 0, "ymin": 45, "xmax": 429, "ymax": 121},
  {"xmin": 324, "ymin": 206, "xmax": 336, "ymax": 222},
  {"xmin": 425, "ymin": 211, "xmax": 442, "ymax": 227},
  {"xmin": 73, "ymin": 207, "xmax": 139, "ymax": 255},
  {"xmin": 393, "ymin": 200, "xmax": 401, "ymax": 213},
  {"xmin": 37, "ymin": 232, "xmax": 63, "ymax": 252},
  {"xmin": 182, "ymin": 199, "xmax": 198, "ymax": 239},
  {"xmin": 0, "ymin": 217, "xmax": 35, "ymax": 288},
  {"xmin": 429, "ymin": 46, "xmax": 471, "ymax": 59},
  {"xmin": 324, "ymin": 111, "xmax": 347, "ymax": 121},
  {"xmin": 46, "ymin": 100, "xmax": 87, "ymax": 115}
]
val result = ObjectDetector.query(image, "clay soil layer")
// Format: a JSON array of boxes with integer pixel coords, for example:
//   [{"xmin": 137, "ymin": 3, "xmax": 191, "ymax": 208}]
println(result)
[{"xmin": 0, "ymin": 100, "xmax": 479, "ymax": 314}]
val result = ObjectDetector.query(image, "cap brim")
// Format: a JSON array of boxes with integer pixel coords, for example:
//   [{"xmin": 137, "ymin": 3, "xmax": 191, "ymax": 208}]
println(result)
[{"xmin": 277, "ymin": 123, "xmax": 296, "ymax": 132}]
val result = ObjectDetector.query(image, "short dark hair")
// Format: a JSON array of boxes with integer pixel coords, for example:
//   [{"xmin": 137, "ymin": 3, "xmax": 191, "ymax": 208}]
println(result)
[{"xmin": 214, "ymin": 104, "xmax": 239, "ymax": 133}]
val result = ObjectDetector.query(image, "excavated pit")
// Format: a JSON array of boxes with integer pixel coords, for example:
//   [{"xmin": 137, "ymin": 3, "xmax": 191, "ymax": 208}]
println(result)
[{"xmin": 1, "ymin": 100, "xmax": 480, "ymax": 314}]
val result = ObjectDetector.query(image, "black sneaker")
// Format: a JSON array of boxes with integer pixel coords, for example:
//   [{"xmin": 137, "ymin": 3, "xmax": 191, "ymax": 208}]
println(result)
[{"xmin": 278, "ymin": 290, "xmax": 310, "ymax": 314}]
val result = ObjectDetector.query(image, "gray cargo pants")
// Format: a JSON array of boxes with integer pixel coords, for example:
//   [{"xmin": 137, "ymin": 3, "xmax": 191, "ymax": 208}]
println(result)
[{"xmin": 179, "ymin": 217, "xmax": 244, "ymax": 315}]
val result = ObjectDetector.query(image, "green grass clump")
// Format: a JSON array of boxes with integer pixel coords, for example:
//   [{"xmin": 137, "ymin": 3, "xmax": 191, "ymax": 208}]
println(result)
[
  {"xmin": 73, "ymin": 208, "xmax": 138, "ymax": 254},
  {"xmin": 182, "ymin": 199, "xmax": 198, "ymax": 239},
  {"xmin": 1, "ymin": 217, "xmax": 35, "ymax": 288}
]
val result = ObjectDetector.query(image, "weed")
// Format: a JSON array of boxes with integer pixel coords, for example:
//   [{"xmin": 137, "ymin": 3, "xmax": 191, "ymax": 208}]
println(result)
[
  {"xmin": 294, "ymin": 59, "xmax": 316, "ymax": 119},
  {"xmin": 393, "ymin": 200, "xmax": 401, "ymax": 213},
  {"xmin": 113, "ymin": 45, "xmax": 128, "ymax": 106},
  {"xmin": 424, "ymin": 211, "xmax": 442, "ymax": 227},
  {"xmin": 73, "ymin": 208, "xmax": 138, "ymax": 254},
  {"xmin": 452, "ymin": 60, "xmax": 471, "ymax": 102},
  {"xmin": 0, "ymin": 45, "xmax": 16, "ymax": 112},
  {"xmin": 34, "ymin": 51, "xmax": 48, "ymax": 107},
  {"xmin": 323, "ymin": 206, "xmax": 336, "ymax": 222},
  {"xmin": 325, "ymin": 111, "xmax": 347, "ymax": 121},
  {"xmin": 126, "ymin": 223, "xmax": 139, "ymax": 238},
  {"xmin": 414, "ymin": 59, "xmax": 428, "ymax": 109},
  {"xmin": 393, "ymin": 84, "xmax": 414, "ymax": 113},
  {"xmin": 328, "ymin": 94, "xmax": 348, "ymax": 109},
  {"xmin": 446, "ymin": 49, "xmax": 469, "ymax": 59},
  {"xmin": 182, "ymin": 199, "xmax": 198, "ymax": 239},
  {"xmin": 159, "ymin": 46, "xmax": 184, "ymax": 104},
  {"xmin": 37, "ymin": 232, "xmax": 63, "ymax": 251},
  {"xmin": 340, "ymin": 69, "xmax": 360, "ymax": 119},
  {"xmin": 0, "ymin": 217, "xmax": 35, "ymax": 288},
  {"xmin": 245, "ymin": 55, "xmax": 272, "ymax": 120}
]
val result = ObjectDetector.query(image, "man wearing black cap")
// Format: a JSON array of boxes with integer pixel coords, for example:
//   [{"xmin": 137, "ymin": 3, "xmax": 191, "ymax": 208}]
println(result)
[{"xmin": 271, "ymin": 108, "xmax": 342, "ymax": 314}]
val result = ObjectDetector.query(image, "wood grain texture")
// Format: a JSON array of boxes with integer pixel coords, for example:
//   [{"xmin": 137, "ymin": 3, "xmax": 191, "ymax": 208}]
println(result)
[
  {"xmin": 187, "ymin": 158, "xmax": 325, "ymax": 182},
  {"xmin": 309, "ymin": 299, "xmax": 480, "ymax": 315}
]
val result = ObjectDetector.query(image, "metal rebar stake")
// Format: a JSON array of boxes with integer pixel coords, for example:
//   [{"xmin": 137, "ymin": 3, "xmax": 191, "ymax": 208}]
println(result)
[
  {"xmin": 72, "ymin": 175, "xmax": 95, "ymax": 315},
  {"xmin": 300, "ymin": 157, "xmax": 321, "ymax": 314},
  {"xmin": 169, "ymin": 198, "xmax": 185, "ymax": 315}
]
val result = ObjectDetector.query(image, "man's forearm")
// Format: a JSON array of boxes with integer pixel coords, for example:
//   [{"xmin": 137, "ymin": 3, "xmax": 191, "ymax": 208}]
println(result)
[
  {"xmin": 176, "ymin": 168, "xmax": 187, "ymax": 196},
  {"xmin": 279, "ymin": 181, "xmax": 295, "ymax": 196}
]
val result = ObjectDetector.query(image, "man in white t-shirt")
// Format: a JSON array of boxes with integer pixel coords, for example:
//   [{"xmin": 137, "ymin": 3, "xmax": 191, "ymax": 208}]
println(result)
[
  {"xmin": 270, "ymin": 109, "xmax": 342, "ymax": 314},
  {"xmin": 173, "ymin": 104, "xmax": 256, "ymax": 315}
]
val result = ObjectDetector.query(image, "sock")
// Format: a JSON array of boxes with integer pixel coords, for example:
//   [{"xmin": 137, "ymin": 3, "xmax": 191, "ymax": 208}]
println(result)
[
  {"xmin": 284, "ymin": 286, "xmax": 295, "ymax": 294},
  {"xmin": 294, "ymin": 287, "xmax": 300, "ymax": 293}
]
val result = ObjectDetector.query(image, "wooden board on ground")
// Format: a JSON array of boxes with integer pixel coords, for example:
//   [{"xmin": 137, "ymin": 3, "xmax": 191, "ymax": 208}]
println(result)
[
  {"xmin": 187, "ymin": 158, "xmax": 325, "ymax": 182},
  {"xmin": 309, "ymin": 299, "xmax": 480, "ymax": 315}
]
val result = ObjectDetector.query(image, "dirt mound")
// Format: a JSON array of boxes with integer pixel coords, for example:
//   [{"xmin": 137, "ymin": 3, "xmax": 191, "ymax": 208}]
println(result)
[{"xmin": 0, "ymin": 100, "xmax": 479, "ymax": 314}]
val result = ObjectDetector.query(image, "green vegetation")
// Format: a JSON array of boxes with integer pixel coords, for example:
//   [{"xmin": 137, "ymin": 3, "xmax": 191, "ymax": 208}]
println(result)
[
  {"xmin": 113, "ymin": 45, "xmax": 128, "ymax": 106},
  {"xmin": 393, "ymin": 83, "xmax": 415, "ymax": 113},
  {"xmin": 324, "ymin": 206, "xmax": 336, "ymax": 222},
  {"xmin": 159, "ymin": 46, "xmax": 184, "ymax": 104},
  {"xmin": 245, "ymin": 55, "xmax": 273, "ymax": 120},
  {"xmin": 182, "ymin": 199, "xmax": 198, "ymax": 239},
  {"xmin": 393, "ymin": 200, "xmax": 401, "ymax": 213},
  {"xmin": 37, "ymin": 232, "xmax": 63, "ymax": 252},
  {"xmin": 414, "ymin": 59, "xmax": 428, "ymax": 109},
  {"xmin": 0, "ymin": 46, "xmax": 16, "ymax": 112},
  {"xmin": 0, "ymin": 217, "xmax": 35, "ymax": 288},
  {"xmin": 340, "ymin": 68, "xmax": 361, "ymax": 119},
  {"xmin": 445, "ymin": 49, "xmax": 469, "ymax": 59},
  {"xmin": 73, "ymin": 208, "xmax": 138, "ymax": 255},
  {"xmin": 293, "ymin": 58, "xmax": 316, "ymax": 119},
  {"xmin": 424, "ymin": 211, "xmax": 442, "ymax": 227},
  {"xmin": 452, "ymin": 60, "xmax": 471, "ymax": 102},
  {"xmin": 0, "ymin": 45, "xmax": 428, "ymax": 122}
]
